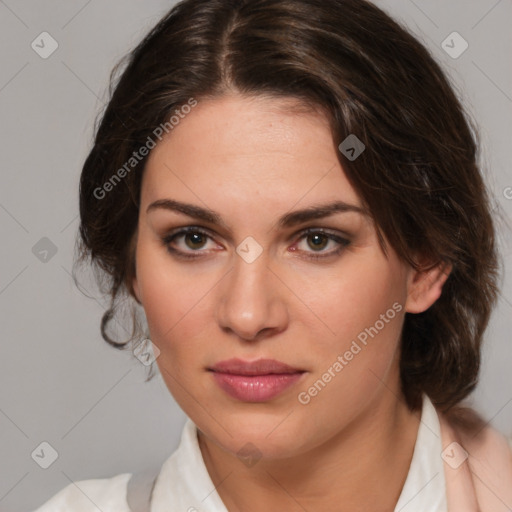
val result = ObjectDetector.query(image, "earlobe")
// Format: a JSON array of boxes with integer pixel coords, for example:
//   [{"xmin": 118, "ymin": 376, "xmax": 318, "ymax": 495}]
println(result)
[{"xmin": 405, "ymin": 260, "xmax": 452, "ymax": 314}]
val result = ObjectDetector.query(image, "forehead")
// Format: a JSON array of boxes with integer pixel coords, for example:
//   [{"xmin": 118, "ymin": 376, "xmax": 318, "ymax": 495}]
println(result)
[{"xmin": 141, "ymin": 93, "xmax": 362, "ymax": 212}]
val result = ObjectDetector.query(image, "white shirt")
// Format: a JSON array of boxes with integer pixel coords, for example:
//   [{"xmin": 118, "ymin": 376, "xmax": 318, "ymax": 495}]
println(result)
[{"xmin": 33, "ymin": 394, "xmax": 447, "ymax": 511}]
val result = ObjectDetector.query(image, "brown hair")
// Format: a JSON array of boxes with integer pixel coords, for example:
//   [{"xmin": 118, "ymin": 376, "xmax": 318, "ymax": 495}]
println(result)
[{"xmin": 75, "ymin": 0, "xmax": 501, "ymax": 413}]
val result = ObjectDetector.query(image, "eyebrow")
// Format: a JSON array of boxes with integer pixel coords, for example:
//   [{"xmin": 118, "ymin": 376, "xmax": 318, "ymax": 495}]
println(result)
[{"xmin": 146, "ymin": 198, "xmax": 368, "ymax": 229}]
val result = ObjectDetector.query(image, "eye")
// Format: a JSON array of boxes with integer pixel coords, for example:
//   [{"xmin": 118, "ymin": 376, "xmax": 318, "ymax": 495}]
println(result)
[
  {"xmin": 292, "ymin": 229, "xmax": 350, "ymax": 260},
  {"xmin": 161, "ymin": 227, "xmax": 222, "ymax": 259},
  {"xmin": 182, "ymin": 231, "xmax": 208, "ymax": 250},
  {"xmin": 161, "ymin": 226, "xmax": 350, "ymax": 261}
]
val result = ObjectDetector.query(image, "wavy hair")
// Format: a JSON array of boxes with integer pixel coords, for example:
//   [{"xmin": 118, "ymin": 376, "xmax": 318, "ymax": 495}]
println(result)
[{"xmin": 75, "ymin": 0, "xmax": 501, "ymax": 413}]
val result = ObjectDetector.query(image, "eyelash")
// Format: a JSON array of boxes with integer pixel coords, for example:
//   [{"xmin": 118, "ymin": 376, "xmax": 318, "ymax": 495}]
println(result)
[{"xmin": 161, "ymin": 226, "xmax": 351, "ymax": 261}]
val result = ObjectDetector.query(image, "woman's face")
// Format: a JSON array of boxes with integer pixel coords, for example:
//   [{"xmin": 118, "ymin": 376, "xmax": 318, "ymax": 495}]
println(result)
[{"xmin": 133, "ymin": 93, "xmax": 427, "ymax": 459}]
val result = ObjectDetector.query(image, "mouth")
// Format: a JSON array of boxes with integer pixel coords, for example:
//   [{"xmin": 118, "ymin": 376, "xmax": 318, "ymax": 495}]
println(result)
[
  {"xmin": 208, "ymin": 357, "xmax": 304, "ymax": 375},
  {"xmin": 207, "ymin": 358, "xmax": 306, "ymax": 402}
]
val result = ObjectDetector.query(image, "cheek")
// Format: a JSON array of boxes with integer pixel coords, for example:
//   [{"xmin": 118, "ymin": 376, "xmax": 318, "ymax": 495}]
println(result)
[
  {"xmin": 289, "ymin": 251, "xmax": 406, "ymax": 352},
  {"xmin": 135, "ymin": 240, "xmax": 215, "ymax": 360},
  {"xmin": 295, "ymin": 282, "xmax": 405, "ymax": 432},
  {"xmin": 289, "ymin": 253, "xmax": 407, "ymax": 410},
  {"xmin": 136, "ymin": 249, "xmax": 214, "ymax": 409}
]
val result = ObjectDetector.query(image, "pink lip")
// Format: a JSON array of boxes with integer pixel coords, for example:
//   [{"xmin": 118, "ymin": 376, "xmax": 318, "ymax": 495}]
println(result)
[{"xmin": 208, "ymin": 358, "xmax": 306, "ymax": 402}]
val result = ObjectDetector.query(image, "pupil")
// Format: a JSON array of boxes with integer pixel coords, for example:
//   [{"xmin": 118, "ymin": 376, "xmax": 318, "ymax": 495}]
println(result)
[
  {"xmin": 186, "ymin": 233, "xmax": 205, "ymax": 249},
  {"xmin": 308, "ymin": 234, "xmax": 327, "ymax": 250}
]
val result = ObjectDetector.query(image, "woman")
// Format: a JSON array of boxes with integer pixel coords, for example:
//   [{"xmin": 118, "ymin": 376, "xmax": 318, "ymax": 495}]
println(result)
[{"xmin": 34, "ymin": 0, "xmax": 512, "ymax": 510}]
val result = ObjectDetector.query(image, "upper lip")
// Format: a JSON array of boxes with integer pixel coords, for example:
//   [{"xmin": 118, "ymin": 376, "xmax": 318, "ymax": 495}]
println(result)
[{"xmin": 209, "ymin": 358, "xmax": 304, "ymax": 375}]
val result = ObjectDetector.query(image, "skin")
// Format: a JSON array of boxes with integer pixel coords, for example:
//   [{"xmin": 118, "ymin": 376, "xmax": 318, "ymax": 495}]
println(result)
[{"xmin": 132, "ymin": 93, "xmax": 451, "ymax": 511}]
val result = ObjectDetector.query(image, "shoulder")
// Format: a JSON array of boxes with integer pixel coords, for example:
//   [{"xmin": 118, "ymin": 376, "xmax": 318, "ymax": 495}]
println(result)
[
  {"xmin": 32, "ymin": 472, "xmax": 132, "ymax": 512},
  {"xmin": 442, "ymin": 404, "xmax": 512, "ymax": 451},
  {"xmin": 438, "ymin": 403, "xmax": 512, "ymax": 506},
  {"xmin": 440, "ymin": 403, "xmax": 512, "ymax": 457}
]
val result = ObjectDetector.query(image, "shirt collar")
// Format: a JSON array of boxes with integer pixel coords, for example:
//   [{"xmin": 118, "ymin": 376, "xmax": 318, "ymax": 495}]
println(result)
[
  {"xmin": 394, "ymin": 393, "xmax": 447, "ymax": 512},
  {"xmin": 151, "ymin": 417, "xmax": 229, "ymax": 512},
  {"xmin": 152, "ymin": 394, "xmax": 446, "ymax": 512}
]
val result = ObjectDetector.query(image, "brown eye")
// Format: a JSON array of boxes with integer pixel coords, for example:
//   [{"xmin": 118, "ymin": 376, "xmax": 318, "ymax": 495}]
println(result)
[
  {"xmin": 162, "ymin": 227, "xmax": 224, "ymax": 260},
  {"xmin": 306, "ymin": 233, "xmax": 329, "ymax": 251},
  {"xmin": 184, "ymin": 232, "xmax": 207, "ymax": 250},
  {"xmin": 293, "ymin": 229, "xmax": 351, "ymax": 260}
]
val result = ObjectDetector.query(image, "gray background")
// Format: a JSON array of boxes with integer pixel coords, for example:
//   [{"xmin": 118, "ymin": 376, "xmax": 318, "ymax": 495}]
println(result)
[{"xmin": 0, "ymin": 1, "xmax": 510, "ymax": 510}]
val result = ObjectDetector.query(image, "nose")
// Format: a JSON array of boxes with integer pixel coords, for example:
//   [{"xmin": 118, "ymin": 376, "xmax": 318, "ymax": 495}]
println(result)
[{"xmin": 215, "ymin": 252, "xmax": 289, "ymax": 341}]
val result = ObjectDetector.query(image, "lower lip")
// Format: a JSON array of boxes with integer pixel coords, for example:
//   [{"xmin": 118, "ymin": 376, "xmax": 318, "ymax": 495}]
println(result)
[{"xmin": 210, "ymin": 371, "xmax": 305, "ymax": 402}]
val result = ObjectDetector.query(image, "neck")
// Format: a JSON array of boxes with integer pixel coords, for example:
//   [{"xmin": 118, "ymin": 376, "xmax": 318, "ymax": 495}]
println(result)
[{"xmin": 198, "ymin": 390, "xmax": 422, "ymax": 512}]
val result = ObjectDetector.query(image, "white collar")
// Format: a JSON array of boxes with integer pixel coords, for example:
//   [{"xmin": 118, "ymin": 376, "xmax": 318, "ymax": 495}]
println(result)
[
  {"xmin": 151, "ymin": 394, "xmax": 446, "ymax": 511},
  {"xmin": 394, "ymin": 394, "xmax": 447, "ymax": 511}
]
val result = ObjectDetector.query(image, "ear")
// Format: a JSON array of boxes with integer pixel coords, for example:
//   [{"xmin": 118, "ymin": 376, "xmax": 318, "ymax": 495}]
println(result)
[{"xmin": 405, "ymin": 259, "xmax": 452, "ymax": 314}]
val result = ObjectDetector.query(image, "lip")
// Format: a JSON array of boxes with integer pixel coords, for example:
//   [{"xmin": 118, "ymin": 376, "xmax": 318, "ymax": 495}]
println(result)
[
  {"xmin": 209, "ymin": 358, "xmax": 303, "ymax": 375},
  {"xmin": 208, "ymin": 358, "xmax": 306, "ymax": 402}
]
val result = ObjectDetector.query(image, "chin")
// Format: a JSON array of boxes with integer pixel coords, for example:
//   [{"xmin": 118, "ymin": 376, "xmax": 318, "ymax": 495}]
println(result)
[{"xmin": 203, "ymin": 412, "xmax": 312, "ymax": 460}]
